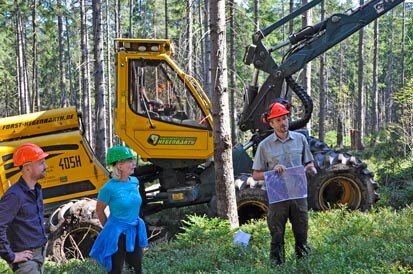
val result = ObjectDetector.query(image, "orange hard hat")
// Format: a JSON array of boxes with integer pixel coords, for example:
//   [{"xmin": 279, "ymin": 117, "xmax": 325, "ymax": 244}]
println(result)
[
  {"xmin": 13, "ymin": 143, "xmax": 49, "ymax": 167},
  {"xmin": 262, "ymin": 103, "xmax": 289, "ymax": 123}
]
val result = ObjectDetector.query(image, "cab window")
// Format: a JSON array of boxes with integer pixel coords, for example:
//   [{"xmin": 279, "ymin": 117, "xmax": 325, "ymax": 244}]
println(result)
[{"xmin": 128, "ymin": 59, "xmax": 209, "ymax": 129}]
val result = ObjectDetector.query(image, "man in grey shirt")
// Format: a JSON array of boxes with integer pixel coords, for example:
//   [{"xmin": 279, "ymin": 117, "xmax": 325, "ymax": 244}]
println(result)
[{"xmin": 252, "ymin": 102, "xmax": 317, "ymax": 265}]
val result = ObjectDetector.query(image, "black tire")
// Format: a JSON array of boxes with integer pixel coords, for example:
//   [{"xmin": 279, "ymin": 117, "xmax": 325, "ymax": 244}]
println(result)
[
  {"xmin": 46, "ymin": 198, "xmax": 102, "ymax": 263},
  {"xmin": 47, "ymin": 222, "xmax": 101, "ymax": 263},
  {"xmin": 236, "ymin": 188, "xmax": 268, "ymax": 225},
  {"xmin": 308, "ymin": 150, "xmax": 379, "ymax": 211},
  {"xmin": 46, "ymin": 200, "xmax": 79, "ymax": 233}
]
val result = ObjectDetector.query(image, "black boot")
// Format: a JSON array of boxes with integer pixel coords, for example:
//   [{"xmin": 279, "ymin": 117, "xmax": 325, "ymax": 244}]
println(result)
[
  {"xmin": 295, "ymin": 243, "xmax": 310, "ymax": 259},
  {"xmin": 270, "ymin": 244, "xmax": 285, "ymax": 265}
]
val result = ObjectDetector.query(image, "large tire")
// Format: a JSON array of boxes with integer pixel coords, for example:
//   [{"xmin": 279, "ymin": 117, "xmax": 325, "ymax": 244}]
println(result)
[
  {"xmin": 47, "ymin": 221, "xmax": 101, "ymax": 263},
  {"xmin": 207, "ymin": 182, "xmax": 268, "ymax": 225},
  {"xmin": 308, "ymin": 148, "xmax": 379, "ymax": 211},
  {"xmin": 236, "ymin": 188, "xmax": 268, "ymax": 225},
  {"xmin": 46, "ymin": 198, "xmax": 102, "ymax": 263}
]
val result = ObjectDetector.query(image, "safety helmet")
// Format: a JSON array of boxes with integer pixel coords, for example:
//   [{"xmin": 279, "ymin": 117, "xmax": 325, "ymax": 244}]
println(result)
[
  {"xmin": 13, "ymin": 143, "xmax": 49, "ymax": 167},
  {"xmin": 262, "ymin": 103, "xmax": 289, "ymax": 123},
  {"xmin": 106, "ymin": 146, "xmax": 136, "ymax": 166}
]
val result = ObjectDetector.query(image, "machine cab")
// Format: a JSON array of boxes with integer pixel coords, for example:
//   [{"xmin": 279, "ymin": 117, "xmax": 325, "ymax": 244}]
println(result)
[{"xmin": 114, "ymin": 39, "xmax": 214, "ymax": 160}]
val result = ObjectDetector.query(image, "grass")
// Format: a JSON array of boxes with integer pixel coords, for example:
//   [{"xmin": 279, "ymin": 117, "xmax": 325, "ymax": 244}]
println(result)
[
  {"xmin": 1, "ymin": 129, "xmax": 412, "ymax": 273},
  {"xmin": 2, "ymin": 206, "xmax": 410, "ymax": 274},
  {"xmin": 139, "ymin": 208, "xmax": 413, "ymax": 274}
]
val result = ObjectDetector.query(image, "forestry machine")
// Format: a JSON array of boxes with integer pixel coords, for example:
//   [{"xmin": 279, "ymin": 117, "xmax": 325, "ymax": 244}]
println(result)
[{"xmin": 0, "ymin": 0, "xmax": 403, "ymax": 262}]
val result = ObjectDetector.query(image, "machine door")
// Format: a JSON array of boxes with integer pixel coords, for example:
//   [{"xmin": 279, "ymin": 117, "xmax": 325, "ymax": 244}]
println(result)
[{"xmin": 116, "ymin": 57, "xmax": 214, "ymax": 160}]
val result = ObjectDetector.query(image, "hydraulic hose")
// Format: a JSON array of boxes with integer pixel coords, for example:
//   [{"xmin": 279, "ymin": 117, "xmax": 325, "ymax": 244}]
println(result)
[{"xmin": 285, "ymin": 76, "xmax": 313, "ymax": 130}]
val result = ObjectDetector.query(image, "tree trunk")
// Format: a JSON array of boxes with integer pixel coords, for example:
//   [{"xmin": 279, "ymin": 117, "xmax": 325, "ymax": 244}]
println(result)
[
  {"xmin": 384, "ymin": 11, "xmax": 395, "ymax": 125},
  {"xmin": 93, "ymin": 0, "xmax": 107, "ymax": 163},
  {"xmin": 400, "ymin": 1, "xmax": 405, "ymax": 86},
  {"xmin": 65, "ymin": 15, "xmax": 75, "ymax": 106},
  {"xmin": 210, "ymin": 0, "xmax": 239, "ymax": 229},
  {"xmin": 318, "ymin": 0, "xmax": 326, "ymax": 141},
  {"xmin": 186, "ymin": 1, "xmax": 193, "ymax": 74},
  {"xmin": 129, "ymin": 0, "xmax": 133, "ymax": 36},
  {"xmin": 105, "ymin": 0, "xmax": 113, "ymax": 148},
  {"xmin": 80, "ymin": 0, "xmax": 93, "ymax": 145},
  {"xmin": 372, "ymin": 19, "xmax": 379, "ymax": 133},
  {"xmin": 356, "ymin": 0, "xmax": 365, "ymax": 150},
  {"xmin": 57, "ymin": 0, "xmax": 67, "ymax": 107},
  {"xmin": 203, "ymin": 0, "xmax": 211, "ymax": 97},
  {"xmin": 115, "ymin": 0, "xmax": 120, "ymax": 37},
  {"xmin": 164, "ymin": 0, "xmax": 168, "ymax": 38},
  {"xmin": 254, "ymin": 0, "xmax": 259, "ymax": 30},
  {"xmin": 31, "ymin": 0, "xmax": 40, "ymax": 112},
  {"xmin": 336, "ymin": 44, "xmax": 345, "ymax": 149},
  {"xmin": 15, "ymin": 0, "xmax": 29, "ymax": 114},
  {"xmin": 302, "ymin": 0, "xmax": 312, "ymax": 135},
  {"xmin": 229, "ymin": 0, "xmax": 237, "ymax": 144}
]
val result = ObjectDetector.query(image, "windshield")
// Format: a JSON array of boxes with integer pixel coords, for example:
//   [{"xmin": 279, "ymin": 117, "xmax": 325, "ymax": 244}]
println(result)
[{"xmin": 128, "ymin": 59, "xmax": 210, "ymax": 129}]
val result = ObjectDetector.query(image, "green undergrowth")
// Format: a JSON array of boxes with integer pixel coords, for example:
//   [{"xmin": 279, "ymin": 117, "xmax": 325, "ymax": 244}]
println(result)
[
  {"xmin": 1, "ymin": 206, "xmax": 412, "ymax": 273},
  {"xmin": 141, "ymin": 208, "xmax": 413, "ymax": 274}
]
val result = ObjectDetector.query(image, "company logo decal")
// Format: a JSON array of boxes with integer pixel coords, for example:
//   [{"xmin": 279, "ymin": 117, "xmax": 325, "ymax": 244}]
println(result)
[
  {"xmin": 148, "ymin": 134, "xmax": 197, "ymax": 146},
  {"xmin": 1, "ymin": 114, "xmax": 74, "ymax": 130}
]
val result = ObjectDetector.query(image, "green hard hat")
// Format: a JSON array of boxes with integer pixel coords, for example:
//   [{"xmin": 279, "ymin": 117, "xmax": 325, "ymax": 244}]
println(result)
[{"xmin": 106, "ymin": 146, "xmax": 136, "ymax": 166}]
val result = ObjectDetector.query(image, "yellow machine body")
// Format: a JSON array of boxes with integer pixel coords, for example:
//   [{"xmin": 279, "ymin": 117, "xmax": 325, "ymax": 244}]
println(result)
[{"xmin": 0, "ymin": 107, "xmax": 109, "ymax": 213}]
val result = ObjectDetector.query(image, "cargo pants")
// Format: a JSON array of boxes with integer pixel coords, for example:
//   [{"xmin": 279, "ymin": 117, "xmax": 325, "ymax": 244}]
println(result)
[{"xmin": 10, "ymin": 246, "xmax": 46, "ymax": 274}]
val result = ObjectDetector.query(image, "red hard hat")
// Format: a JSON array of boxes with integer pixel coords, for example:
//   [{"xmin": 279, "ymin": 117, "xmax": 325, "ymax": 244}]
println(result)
[
  {"xmin": 13, "ymin": 143, "xmax": 49, "ymax": 167},
  {"xmin": 262, "ymin": 103, "xmax": 289, "ymax": 123}
]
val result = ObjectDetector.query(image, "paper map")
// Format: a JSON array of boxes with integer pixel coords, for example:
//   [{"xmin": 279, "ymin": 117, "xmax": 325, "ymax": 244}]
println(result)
[{"xmin": 264, "ymin": 166, "xmax": 308, "ymax": 204}]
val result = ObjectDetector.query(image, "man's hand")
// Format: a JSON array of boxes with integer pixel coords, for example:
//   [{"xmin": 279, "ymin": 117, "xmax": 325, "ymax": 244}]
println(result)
[
  {"xmin": 305, "ymin": 164, "xmax": 317, "ymax": 176},
  {"xmin": 13, "ymin": 250, "xmax": 33, "ymax": 263},
  {"xmin": 274, "ymin": 164, "xmax": 286, "ymax": 173}
]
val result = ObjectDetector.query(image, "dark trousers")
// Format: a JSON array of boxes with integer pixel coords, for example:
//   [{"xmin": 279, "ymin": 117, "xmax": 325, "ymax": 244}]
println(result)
[
  {"xmin": 109, "ymin": 234, "xmax": 143, "ymax": 274},
  {"xmin": 267, "ymin": 198, "xmax": 309, "ymax": 264}
]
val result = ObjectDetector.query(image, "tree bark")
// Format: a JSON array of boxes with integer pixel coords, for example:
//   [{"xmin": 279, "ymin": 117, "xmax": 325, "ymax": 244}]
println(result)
[
  {"xmin": 80, "ymin": 0, "xmax": 93, "ymax": 144},
  {"xmin": 384, "ymin": 11, "xmax": 395, "ymax": 125},
  {"xmin": 186, "ymin": 0, "xmax": 193, "ymax": 74},
  {"xmin": 336, "ymin": 44, "xmax": 345, "ymax": 149},
  {"xmin": 203, "ymin": 0, "xmax": 211, "ymax": 97},
  {"xmin": 93, "ymin": 0, "xmax": 107, "ymax": 163},
  {"xmin": 229, "ymin": 0, "xmax": 237, "ymax": 144},
  {"xmin": 105, "ymin": 0, "xmax": 113, "ymax": 148},
  {"xmin": 164, "ymin": 0, "xmax": 168, "ymax": 38},
  {"xmin": 65, "ymin": 15, "xmax": 75, "ymax": 106},
  {"xmin": 302, "ymin": 0, "xmax": 312, "ymax": 135},
  {"xmin": 31, "ymin": 0, "xmax": 39, "ymax": 111},
  {"xmin": 15, "ymin": 0, "xmax": 29, "ymax": 114},
  {"xmin": 254, "ymin": 0, "xmax": 259, "ymax": 30},
  {"xmin": 115, "ymin": 0, "xmax": 120, "ymax": 37},
  {"xmin": 356, "ymin": 0, "xmax": 365, "ymax": 150},
  {"xmin": 372, "ymin": 19, "xmax": 379, "ymax": 133},
  {"xmin": 57, "ymin": 0, "xmax": 67, "ymax": 107},
  {"xmin": 400, "ymin": 1, "xmax": 405, "ymax": 86},
  {"xmin": 210, "ymin": 0, "xmax": 239, "ymax": 229}
]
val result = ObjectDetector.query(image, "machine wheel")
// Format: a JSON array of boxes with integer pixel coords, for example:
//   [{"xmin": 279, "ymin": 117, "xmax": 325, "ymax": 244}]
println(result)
[
  {"xmin": 236, "ymin": 188, "xmax": 268, "ymax": 225},
  {"xmin": 46, "ymin": 198, "xmax": 102, "ymax": 262},
  {"xmin": 308, "ymin": 148, "xmax": 379, "ymax": 211},
  {"xmin": 47, "ymin": 200, "xmax": 78, "ymax": 233},
  {"xmin": 47, "ymin": 221, "xmax": 101, "ymax": 263}
]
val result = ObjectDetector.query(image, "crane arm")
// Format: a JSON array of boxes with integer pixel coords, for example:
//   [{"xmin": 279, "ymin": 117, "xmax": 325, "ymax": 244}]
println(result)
[{"xmin": 239, "ymin": 0, "xmax": 404, "ymax": 133}]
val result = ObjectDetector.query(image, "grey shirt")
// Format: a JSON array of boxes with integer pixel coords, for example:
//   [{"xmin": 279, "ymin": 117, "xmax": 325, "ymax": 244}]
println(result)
[{"xmin": 252, "ymin": 131, "xmax": 314, "ymax": 171}]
